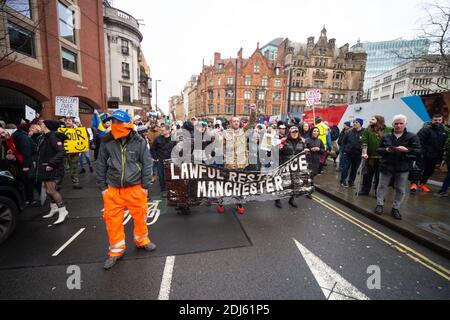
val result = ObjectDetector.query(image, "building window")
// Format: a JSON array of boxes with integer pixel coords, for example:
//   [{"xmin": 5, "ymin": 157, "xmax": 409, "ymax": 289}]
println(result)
[
  {"xmin": 58, "ymin": 1, "xmax": 76, "ymax": 44},
  {"xmin": 121, "ymin": 39, "xmax": 129, "ymax": 55},
  {"xmin": 245, "ymin": 75, "xmax": 252, "ymax": 86},
  {"xmin": 61, "ymin": 48, "xmax": 77, "ymax": 73},
  {"xmin": 209, "ymin": 105, "xmax": 214, "ymax": 114},
  {"xmin": 225, "ymin": 105, "xmax": 233, "ymax": 114},
  {"xmin": 122, "ymin": 86, "xmax": 131, "ymax": 103},
  {"xmin": 254, "ymin": 62, "xmax": 260, "ymax": 74},
  {"xmin": 257, "ymin": 91, "xmax": 265, "ymax": 101},
  {"xmin": 272, "ymin": 91, "xmax": 281, "ymax": 101},
  {"xmin": 8, "ymin": 21, "xmax": 35, "ymax": 57},
  {"xmin": 382, "ymin": 85, "xmax": 391, "ymax": 92},
  {"xmin": 296, "ymin": 69, "xmax": 306, "ymax": 77},
  {"xmin": 243, "ymin": 105, "xmax": 249, "ymax": 115},
  {"xmin": 274, "ymin": 79, "xmax": 281, "ymax": 87},
  {"xmin": 272, "ymin": 105, "xmax": 280, "ymax": 115},
  {"xmin": 227, "ymin": 77, "xmax": 233, "ymax": 85},
  {"xmin": 226, "ymin": 89, "xmax": 234, "ymax": 98},
  {"xmin": 5, "ymin": 0, "xmax": 32, "ymax": 19},
  {"xmin": 217, "ymin": 78, "xmax": 221, "ymax": 86},
  {"xmin": 261, "ymin": 77, "xmax": 268, "ymax": 87},
  {"xmin": 333, "ymin": 72, "xmax": 344, "ymax": 80},
  {"xmin": 122, "ymin": 62, "xmax": 130, "ymax": 79},
  {"xmin": 217, "ymin": 104, "xmax": 221, "ymax": 113},
  {"xmin": 313, "ymin": 81, "xmax": 324, "ymax": 88},
  {"xmin": 396, "ymin": 69, "xmax": 407, "ymax": 78},
  {"xmin": 275, "ymin": 67, "xmax": 280, "ymax": 75},
  {"xmin": 383, "ymin": 75, "xmax": 392, "ymax": 83},
  {"xmin": 244, "ymin": 91, "xmax": 251, "ymax": 100}
]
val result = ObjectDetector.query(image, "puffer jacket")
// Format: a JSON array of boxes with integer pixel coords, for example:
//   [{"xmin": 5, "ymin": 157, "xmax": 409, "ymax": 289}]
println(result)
[
  {"xmin": 223, "ymin": 111, "xmax": 257, "ymax": 170},
  {"xmin": 417, "ymin": 123, "xmax": 448, "ymax": 161},
  {"xmin": 280, "ymin": 137, "xmax": 305, "ymax": 165},
  {"xmin": 96, "ymin": 131, "xmax": 152, "ymax": 191},
  {"xmin": 36, "ymin": 131, "xmax": 67, "ymax": 181},
  {"xmin": 377, "ymin": 130, "xmax": 422, "ymax": 173}
]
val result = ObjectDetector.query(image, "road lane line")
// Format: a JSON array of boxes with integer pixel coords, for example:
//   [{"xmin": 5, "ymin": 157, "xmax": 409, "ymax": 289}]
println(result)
[
  {"xmin": 312, "ymin": 195, "xmax": 450, "ymax": 281},
  {"xmin": 52, "ymin": 228, "xmax": 86, "ymax": 257},
  {"xmin": 293, "ymin": 238, "xmax": 370, "ymax": 300},
  {"xmin": 313, "ymin": 195, "xmax": 450, "ymax": 275},
  {"xmin": 158, "ymin": 256, "xmax": 175, "ymax": 300}
]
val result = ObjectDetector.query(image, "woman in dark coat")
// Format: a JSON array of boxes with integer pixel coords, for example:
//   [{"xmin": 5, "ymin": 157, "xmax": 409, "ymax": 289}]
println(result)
[
  {"xmin": 300, "ymin": 122, "xmax": 311, "ymax": 141},
  {"xmin": 275, "ymin": 126, "xmax": 306, "ymax": 209},
  {"xmin": 305, "ymin": 127, "xmax": 325, "ymax": 177},
  {"xmin": 37, "ymin": 120, "xmax": 69, "ymax": 225}
]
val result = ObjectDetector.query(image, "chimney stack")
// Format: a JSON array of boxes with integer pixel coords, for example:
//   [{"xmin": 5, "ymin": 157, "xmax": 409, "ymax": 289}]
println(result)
[{"xmin": 238, "ymin": 47, "xmax": 243, "ymax": 59}]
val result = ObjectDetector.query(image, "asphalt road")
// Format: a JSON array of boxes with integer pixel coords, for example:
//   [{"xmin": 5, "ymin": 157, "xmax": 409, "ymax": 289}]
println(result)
[{"xmin": 0, "ymin": 174, "xmax": 449, "ymax": 300}]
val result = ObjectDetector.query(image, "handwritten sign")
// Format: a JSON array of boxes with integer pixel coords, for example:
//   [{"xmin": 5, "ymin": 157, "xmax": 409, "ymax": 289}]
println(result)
[
  {"xmin": 306, "ymin": 89, "xmax": 321, "ymax": 107},
  {"xmin": 55, "ymin": 96, "xmax": 79, "ymax": 117},
  {"xmin": 57, "ymin": 127, "xmax": 89, "ymax": 154},
  {"xmin": 25, "ymin": 105, "xmax": 36, "ymax": 121}
]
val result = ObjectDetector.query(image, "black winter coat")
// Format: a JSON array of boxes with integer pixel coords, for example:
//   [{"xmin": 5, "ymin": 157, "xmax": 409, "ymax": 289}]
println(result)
[
  {"xmin": 306, "ymin": 138, "xmax": 325, "ymax": 176},
  {"xmin": 36, "ymin": 131, "xmax": 67, "ymax": 181},
  {"xmin": 417, "ymin": 124, "xmax": 448, "ymax": 161},
  {"xmin": 342, "ymin": 129, "xmax": 364, "ymax": 155},
  {"xmin": 280, "ymin": 138, "xmax": 305, "ymax": 165},
  {"xmin": 378, "ymin": 130, "xmax": 422, "ymax": 173},
  {"xmin": 151, "ymin": 135, "xmax": 177, "ymax": 161}
]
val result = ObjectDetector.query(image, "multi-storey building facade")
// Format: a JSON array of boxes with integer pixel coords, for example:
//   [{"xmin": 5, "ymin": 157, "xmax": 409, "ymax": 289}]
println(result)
[
  {"xmin": 183, "ymin": 75, "xmax": 197, "ymax": 121},
  {"xmin": 370, "ymin": 58, "xmax": 450, "ymax": 101},
  {"xmin": 196, "ymin": 47, "xmax": 286, "ymax": 119},
  {"xmin": 139, "ymin": 50, "xmax": 152, "ymax": 115},
  {"xmin": 168, "ymin": 94, "xmax": 184, "ymax": 122},
  {"xmin": 103, "ymin": 0, "xmax": 144, "ymax": 117},
  {"xmin": 352, "ymin": 38, "xmax": 430, "ymax": 95},
  {"xmin": 283, "ymin": 27, "xmax": 367, "ymax": 113},
  {"xmin": 0, "ymin": 0, "xmax": 107, "ymax": 125}
]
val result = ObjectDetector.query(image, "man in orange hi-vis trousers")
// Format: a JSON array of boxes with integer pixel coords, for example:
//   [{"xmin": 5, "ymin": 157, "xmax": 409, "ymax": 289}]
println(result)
[{"xmin": 96, "ymin": 110, "xmax": 156, "ymax": 270}]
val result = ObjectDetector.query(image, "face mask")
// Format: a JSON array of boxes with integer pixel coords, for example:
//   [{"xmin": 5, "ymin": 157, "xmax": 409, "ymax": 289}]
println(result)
[{"xmin": 111, "ymin": 122, "xmax": 134, "ymax": 140}]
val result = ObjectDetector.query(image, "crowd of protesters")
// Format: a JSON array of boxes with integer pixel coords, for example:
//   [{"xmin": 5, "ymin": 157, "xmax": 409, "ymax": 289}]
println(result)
[{"xmin": 1, "ymin": 107, "xmax": 449, "ymax": 269}]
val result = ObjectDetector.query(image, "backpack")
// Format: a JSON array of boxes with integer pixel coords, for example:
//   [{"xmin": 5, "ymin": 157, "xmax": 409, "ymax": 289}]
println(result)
[{"xmin": 331, "ymin": 126, "xmax": 340, "ymax": 142}]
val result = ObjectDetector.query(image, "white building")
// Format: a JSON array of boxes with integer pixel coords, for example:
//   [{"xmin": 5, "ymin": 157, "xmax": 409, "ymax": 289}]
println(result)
[
  {"xmin": 370, "ymin": 59, "xmax": 450, "ymax": 102},
  {"xmin": 103, "ymin": 1, "xmax": 143, "ymax": 117}
]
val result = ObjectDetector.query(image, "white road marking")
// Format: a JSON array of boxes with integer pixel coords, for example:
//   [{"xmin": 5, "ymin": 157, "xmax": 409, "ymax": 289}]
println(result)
[
  {"xmin": 158, "ymin": 256, "xmax": 175, "ymax": 300},
  {"xmin": 52, "ymin": 228, "xmax": 86, "ymax": 257},
  {"xmin": 293, "ymin": 238, "xmax": 370, "ymax": 300}
]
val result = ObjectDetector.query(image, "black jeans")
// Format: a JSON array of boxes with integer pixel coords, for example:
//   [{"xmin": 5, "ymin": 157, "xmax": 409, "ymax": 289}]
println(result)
[
  {"xmin": 156, "ymin": 160, "xmax": 166, "ymax": 192},
  {"xmin": 361, "ymin": 159, "xmax": 380, "ymax": 193},
  {"xmin": 420, "ymin": 157, "xmax": 440, "ymax": 185}
]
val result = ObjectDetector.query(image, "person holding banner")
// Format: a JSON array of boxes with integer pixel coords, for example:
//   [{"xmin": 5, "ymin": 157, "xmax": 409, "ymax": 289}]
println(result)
[
  {"xmin": 217, "ymin": 104, "xmax": 257, "ymax": 214},
  {"xmin": 96, "ymin": 110, "xmax": 155, "ymax": 270},
  {"xmin": 275, "ymin": 126, "xmax": 306, "ymax": 209},
  {"xmin": 63, "ymin": 117, "xmax": 82, "ymax": 190}
]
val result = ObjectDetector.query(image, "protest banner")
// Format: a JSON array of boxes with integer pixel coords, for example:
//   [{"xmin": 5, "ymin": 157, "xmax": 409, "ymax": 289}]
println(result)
[
  {"xmin": 57, "ymin": 127, "xmax": 89, "ymax": 154},
  {"xmin": 165, "ymin": 152, "xmax": 314, "ymax": 207},
  {"xmin": 55, "ymin": 96, "xmax": 79, "ymax": 118}
]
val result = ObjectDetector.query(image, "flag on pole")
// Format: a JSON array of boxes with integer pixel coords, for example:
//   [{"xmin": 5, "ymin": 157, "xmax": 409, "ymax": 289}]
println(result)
[{"xmin": 92, "ymin": 109, "xmax": 106, "ymax": 136}]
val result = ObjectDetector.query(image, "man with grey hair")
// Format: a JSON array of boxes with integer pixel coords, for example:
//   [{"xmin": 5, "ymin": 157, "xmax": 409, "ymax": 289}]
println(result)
[{"xmin": 375, "ymin": 115, "xmax": 422, "ymax": 220}]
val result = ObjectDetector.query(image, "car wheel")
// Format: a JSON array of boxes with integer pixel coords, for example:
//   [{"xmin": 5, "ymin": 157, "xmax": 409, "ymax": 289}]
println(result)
[{"xmin": 0, "ymin": 196, "xmax": 18, "ymax": 245}]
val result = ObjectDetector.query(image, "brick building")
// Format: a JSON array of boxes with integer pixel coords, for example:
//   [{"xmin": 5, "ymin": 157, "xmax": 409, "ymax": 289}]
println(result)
[
  {"xmin": 283, "ymin": 27, "xmax": 367, "ymax": 114},
  {"xmin": 0, "ymin": 0, "xmax": 107, "ymax": 126},
  {"xmin": 195, "ymin": 46, "xmax": 286, "ymax": 120}
]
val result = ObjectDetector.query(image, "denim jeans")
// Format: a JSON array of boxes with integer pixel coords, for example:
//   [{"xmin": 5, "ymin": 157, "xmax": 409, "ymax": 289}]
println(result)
[
  {"xmin": 341, "ymin": 153, "xmax": 362, "ymax": 184},
  {"xmin": 79, "ymin": 152, "xmax": 92, "ymax": 169},
  {"xmin": 440, "ymin": 171, "xmax": 450, "ymax": 193}
]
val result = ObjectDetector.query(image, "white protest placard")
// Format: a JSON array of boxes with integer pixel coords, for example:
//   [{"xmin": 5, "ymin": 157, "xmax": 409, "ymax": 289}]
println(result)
[
  {"xmin": 25, "ymin": 105, "xmax": 36, "ymax": 121},
  {"xmin": 306, "ymin": 89, "xmax": 321, "ymax": 107},
  {"xmin": 55, "ymin": 96, "xmax": 79, "ymax": 117}
]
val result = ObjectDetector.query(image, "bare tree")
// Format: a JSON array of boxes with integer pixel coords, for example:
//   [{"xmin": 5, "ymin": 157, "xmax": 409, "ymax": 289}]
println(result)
[{"xmin": 394, "ymin": 1, "xmax": 450, "ymax": 92}]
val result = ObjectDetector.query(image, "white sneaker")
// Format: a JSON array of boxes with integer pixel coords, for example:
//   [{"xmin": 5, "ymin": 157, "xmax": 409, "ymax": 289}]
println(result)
[
  {"xmin": 43, "ymin": 203, "xmax": 59, "ymax": 219},
  {"xmin": 54, "ymin": 207, "xmax": 69, "ymax": 225}
]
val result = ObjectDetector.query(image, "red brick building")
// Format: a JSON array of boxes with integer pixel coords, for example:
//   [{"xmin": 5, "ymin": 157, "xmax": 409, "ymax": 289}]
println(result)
[
  {"xmin": 196, "ymin": 45, "xmax": 286, "ymax": 120},
  {"xmin": 0, "ymin": 0, "xmax": 107, "ymax": 126}
]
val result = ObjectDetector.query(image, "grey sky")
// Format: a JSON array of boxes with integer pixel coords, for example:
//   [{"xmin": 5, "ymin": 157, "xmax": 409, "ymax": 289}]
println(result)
[{"xmin": 112, "ymin": 0, "xmax": 435, "ymax": 114}]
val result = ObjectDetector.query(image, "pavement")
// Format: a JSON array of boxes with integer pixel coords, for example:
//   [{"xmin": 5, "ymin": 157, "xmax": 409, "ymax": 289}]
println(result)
[
  {"xmin": 314, "ymin": 163, "xmax": 450, "ymax": 259},
  {"xmin": 0, "ymin": 169, "xmax": 449, "ymax": 300}
]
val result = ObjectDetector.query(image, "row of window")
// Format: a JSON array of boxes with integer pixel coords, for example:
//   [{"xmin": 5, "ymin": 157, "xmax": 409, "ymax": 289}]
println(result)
[
  {"xmin": 6, "ymin": 1, "xmax": 80, "ymax": 74},
  {"xmin": 209, "ymin": 77, "xmax": 282, "ymax": 87},
  {"xmin": 412, "ymin": 78, "xmax": 432, "ymax": 85},
  {"xmin": 207, "ymin": 105, "xmax": 281, "ymax": 115}
]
